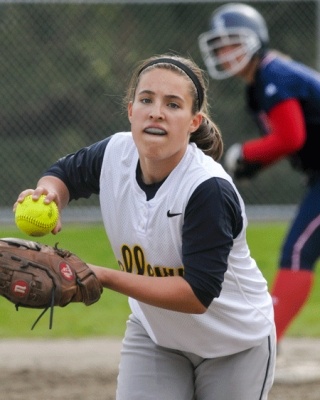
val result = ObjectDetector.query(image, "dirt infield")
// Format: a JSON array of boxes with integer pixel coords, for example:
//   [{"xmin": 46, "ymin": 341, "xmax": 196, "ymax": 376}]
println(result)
[{"xmin": 1, "ymin": 337, "xmax": 320, "ymax": 399}]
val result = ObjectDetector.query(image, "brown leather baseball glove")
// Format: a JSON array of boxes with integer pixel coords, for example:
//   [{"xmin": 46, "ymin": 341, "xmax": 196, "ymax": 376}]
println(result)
[{"xmin": 0, "ymin": 237, "xmax": 103, "ymax": 329}]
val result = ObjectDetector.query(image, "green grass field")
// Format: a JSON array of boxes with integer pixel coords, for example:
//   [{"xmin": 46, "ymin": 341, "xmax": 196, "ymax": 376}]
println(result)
[{"xmin": 0, "ymin": 221, "xmax": 319, "ymax": 339}]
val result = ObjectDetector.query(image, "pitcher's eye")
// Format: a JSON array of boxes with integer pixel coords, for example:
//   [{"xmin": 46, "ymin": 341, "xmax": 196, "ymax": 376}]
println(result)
[
  {"xmin": 168, "ymin": 102, "xmax": 180, "ymax": 109},
  {"xmin": 141, "ymin": 98, "xmax": 152, "ymax": 104}
]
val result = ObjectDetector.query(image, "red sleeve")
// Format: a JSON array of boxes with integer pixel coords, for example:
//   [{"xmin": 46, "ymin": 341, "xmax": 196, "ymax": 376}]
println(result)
[{"xmin": 242, "ymin": 98, "xmax": 306, "ymax": 165}]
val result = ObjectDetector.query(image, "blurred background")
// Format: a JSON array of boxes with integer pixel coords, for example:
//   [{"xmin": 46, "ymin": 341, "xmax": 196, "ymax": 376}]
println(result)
[{"xmin": 0, "ymin": 0, "xmax": 317, "ymax": 222}]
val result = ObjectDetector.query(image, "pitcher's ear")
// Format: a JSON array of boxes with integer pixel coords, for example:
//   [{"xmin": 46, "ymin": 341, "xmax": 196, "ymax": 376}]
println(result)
[
  {"xmin": 190, "ymin": 113, "xmax": 203, "ymax": 134},
  {"xmin": 128, "ymin": 101, "xmax": 133, "ymax": 121}
]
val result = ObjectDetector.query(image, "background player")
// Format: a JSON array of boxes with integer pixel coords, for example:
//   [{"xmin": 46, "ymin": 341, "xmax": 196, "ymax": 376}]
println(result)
[
  {"xmin": 198, "ymin": 3, "xmax": 320, "ymax": 344},
  {"xmin": 15, "ymin": 54, "xmax": 275, "ymax": 399}
]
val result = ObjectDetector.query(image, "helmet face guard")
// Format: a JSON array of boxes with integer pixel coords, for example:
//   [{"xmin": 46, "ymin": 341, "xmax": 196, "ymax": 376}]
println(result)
[
  {"xmin": 198, "ymin": 28, "xmax": 261, "ymax": 79},
  {"xmin": 198, "ymin": 3, "xmax": 269, "ymax": 80}
]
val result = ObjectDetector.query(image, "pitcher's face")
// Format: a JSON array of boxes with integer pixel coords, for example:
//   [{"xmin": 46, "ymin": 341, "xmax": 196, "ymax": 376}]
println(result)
[{"xmin": 128, "ymin": 68, "xmax": 201, "ymax": 166}]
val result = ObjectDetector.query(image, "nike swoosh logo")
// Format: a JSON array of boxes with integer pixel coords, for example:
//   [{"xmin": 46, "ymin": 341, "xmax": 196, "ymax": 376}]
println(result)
[{"xmin": 167, "ymin": 210, "xmax": 182, "ymax": 218}]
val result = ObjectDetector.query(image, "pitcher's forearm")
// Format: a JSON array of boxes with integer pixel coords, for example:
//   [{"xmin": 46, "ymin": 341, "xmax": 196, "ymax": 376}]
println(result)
[{"xmin": 90, "ymin": 265, "xmax": 206, "ymax": 314}]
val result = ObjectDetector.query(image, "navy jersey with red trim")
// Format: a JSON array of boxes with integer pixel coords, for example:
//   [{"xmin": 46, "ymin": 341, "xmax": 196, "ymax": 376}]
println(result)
[{"xmin": 246, "ymin": 52, "xmax": 320, "ymax": 171}]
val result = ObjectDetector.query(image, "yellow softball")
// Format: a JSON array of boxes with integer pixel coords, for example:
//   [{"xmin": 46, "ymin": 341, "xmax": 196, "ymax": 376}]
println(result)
[{"xmin": 15, "ymin": 195, "xmax": 59, "ymax": 237}]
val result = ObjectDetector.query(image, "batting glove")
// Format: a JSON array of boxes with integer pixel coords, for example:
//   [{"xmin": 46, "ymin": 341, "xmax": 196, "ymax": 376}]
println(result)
[{"xmin": 224, "ymin": 143, "xmax": 262, "ymax": 180}]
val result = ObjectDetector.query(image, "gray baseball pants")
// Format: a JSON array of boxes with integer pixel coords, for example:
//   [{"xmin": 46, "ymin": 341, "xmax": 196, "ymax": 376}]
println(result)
[{"xmin": 116, "ymin": 314, "xmax": 276, "ymax": 400}]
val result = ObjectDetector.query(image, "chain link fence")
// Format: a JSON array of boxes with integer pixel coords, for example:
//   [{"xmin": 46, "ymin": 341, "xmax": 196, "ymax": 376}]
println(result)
[{"xmin": 0, "ymin": 1, "xmax": 317, "ymax": 218}]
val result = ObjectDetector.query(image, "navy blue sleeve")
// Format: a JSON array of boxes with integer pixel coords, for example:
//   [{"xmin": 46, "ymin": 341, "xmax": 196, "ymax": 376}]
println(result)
[
  {"xmin": 43, "ymin": 137, "xmax": 111, "ymax": 201},
  {"xmin": 182, "ymin": 177, "xmax": 243, "ymax": 308}
]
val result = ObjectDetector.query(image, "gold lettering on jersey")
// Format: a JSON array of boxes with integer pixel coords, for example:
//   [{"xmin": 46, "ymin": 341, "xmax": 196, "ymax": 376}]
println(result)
[
  {"xmin": 118, "ymin": 245, "xmax": 184, "ymax": 277},
  {"xmin": 154, "ymin": 266, "xmax": 184, "ymax": 277}
]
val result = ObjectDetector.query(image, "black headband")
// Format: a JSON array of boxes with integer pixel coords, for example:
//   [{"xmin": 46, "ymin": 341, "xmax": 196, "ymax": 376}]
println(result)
[{"xmin": 138, "ymin": 57, "xmax": 204, "ymax": 110}]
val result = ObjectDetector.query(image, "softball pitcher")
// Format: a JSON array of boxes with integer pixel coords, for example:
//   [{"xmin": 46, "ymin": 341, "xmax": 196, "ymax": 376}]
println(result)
[{"xmin": 15, "ymin": 54, "xmax": 276, "ymax": 399}]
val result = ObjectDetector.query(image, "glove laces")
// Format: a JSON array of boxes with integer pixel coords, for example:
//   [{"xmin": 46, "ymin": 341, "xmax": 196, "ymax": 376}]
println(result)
[{"xmin": 15, "ymin": 286, "xmax": 55, "ymax": 330}]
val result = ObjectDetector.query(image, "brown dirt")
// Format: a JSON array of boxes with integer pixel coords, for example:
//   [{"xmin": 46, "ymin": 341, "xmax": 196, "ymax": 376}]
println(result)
[{"xmin": 1, "ymin": 337, "xmax": 320, "ymax": 399}]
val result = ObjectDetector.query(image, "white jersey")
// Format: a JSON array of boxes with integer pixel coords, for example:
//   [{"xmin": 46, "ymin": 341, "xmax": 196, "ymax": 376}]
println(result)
[{"xmin": 99, "ymin": 132, "xmax": 274, "ymax": 358}]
